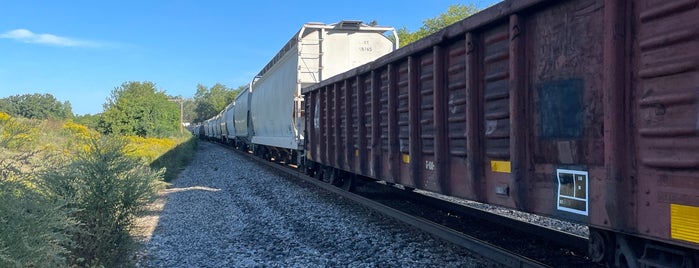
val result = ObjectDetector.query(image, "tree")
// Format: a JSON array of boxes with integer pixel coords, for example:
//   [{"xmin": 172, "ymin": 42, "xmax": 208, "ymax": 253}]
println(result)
[
  {"xmin": 0, "ymin": 93, "xmax": 73, "ymax": 120},
  {"xmin": 397, "ymin": 4, "xmax": 478, "ymax": 46},
  {"xmin": 182, "ymin": 98, "xmax": 196, "ymax": 124},
  {"xmin": 73, "ymin": 113, "xmax": 101, "ymax": 130},
  {"xmin": 192, "ymin": 83, "xmax": 241, "ymax": 123},
  {"xmin": 98, "ymin": 81, "xmax": 179, "ymax": 137}
]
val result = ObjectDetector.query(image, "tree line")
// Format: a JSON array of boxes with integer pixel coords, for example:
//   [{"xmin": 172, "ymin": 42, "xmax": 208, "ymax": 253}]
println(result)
[
  {"xmin": 0, "ymin": 93, "xmax": 73, "ymax": 120},
  {"xmin": 0, "ymin": 81, "xmax": 242, "ymax": 138}
]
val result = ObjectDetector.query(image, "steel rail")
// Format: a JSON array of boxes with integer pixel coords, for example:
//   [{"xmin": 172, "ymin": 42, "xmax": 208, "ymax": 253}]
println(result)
[{"xmin": 383, "ymin": 185, "xmax": 590, "ymax": 254}]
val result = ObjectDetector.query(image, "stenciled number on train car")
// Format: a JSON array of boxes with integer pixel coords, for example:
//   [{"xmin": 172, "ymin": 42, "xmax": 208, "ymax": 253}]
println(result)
[{"xmin": 556, "ymin": 169, "xmax": 588, "ymax": 216}]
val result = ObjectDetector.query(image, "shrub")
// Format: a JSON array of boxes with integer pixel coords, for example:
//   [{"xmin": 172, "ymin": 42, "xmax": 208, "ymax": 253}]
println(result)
[
  {"xmin": 0, "ymin": 178, "xmax": 76, "ymax": 268},
  {"xmin": 0, "ymin": 112, "xmax": 75, "ymax": 267},
  {"xmin": 1, "ymin": 112, "xmax": 182, "ymax": 266},
  {"xmin": 0, "ymin": 112, "xmax": 37, "ymax": 150},
  {"xmin": 42, "ymin": 136, "xmax": 165, "ymax": 266}
]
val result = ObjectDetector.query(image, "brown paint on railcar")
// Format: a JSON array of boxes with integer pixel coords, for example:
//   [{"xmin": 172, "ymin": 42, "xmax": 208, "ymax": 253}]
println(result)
[
  {"xmin": 299, "ymin": 0, "xmax": 699, "ymax": 253},
  {"xmin": 481, "ymin": 22, "xmax": 516, "ymax": 208},
  {"xmin": 634, "ymin": 0, "xmax": 699, "ymax": 245}
]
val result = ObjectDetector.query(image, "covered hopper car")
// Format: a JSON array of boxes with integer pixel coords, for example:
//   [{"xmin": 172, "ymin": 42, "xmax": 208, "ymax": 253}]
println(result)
[
  {"xmin": 248, "ymin": 21, "xmax": 398, "ymax": 164},
  {"xmin": 232, "ymin": 86, "xmax": 252, "ymax": 150},
  {"xmin": 302, "ymin": 0, "xmax": 699, "ymax": 266}
]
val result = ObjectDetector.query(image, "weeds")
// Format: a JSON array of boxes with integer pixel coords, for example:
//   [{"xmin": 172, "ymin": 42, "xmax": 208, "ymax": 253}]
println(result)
[
  {"xmin": 0, "ymin": 112, "xmax": 184, "ymax": 267},
  {"xmin": 41, "ymin": 137, "xmax": 165, "ymax": 266},
  {"xmin": 0, "ymin": 112, "xmax": 75, "ymax": 267},
  {"xmin": 124, "ymin": 135, "xmax": 196, "ymax": 182}
]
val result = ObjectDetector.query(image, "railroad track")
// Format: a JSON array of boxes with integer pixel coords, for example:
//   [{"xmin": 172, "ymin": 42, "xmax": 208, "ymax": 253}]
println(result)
[
  {"xmin": 397, "ymin": 187, "xmax": 590, "ymax": 254},
  {"xmin": 217, "ymin": 142, "xmax": 595, "ymax": 267}
]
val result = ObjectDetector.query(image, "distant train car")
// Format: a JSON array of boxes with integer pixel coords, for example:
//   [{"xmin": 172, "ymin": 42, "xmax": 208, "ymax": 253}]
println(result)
[
  {"xmin": 195, "ymin": 124, "xmax": 204, "ymax": 139},
  {"xmin": 302, "ymin": 0, "xmax": 699, "ymax": 266},
  {"xmin": 191, "ymin": 124, "xmax": 200, "ymax": 137},
  {"xmin": 233, "ymin": 86, "xmax": 252, "ymax": 150},
  {"xmin": 249, "ymin": 21, "xmax": 398, "ymax": 163},
  {"xmin": 203, "ymin": 119, "xmax": 212, "ymax": 139},
  {"xmin": 222, "ymin": 102, "xmax": 235, "ymax": 144},
  {"xmin": 212, "ymin": 113, "xmax": 223, "ymax": 141}
]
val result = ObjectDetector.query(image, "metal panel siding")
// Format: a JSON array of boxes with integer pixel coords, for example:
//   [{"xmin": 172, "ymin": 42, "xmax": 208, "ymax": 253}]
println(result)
[
  {"xmin": 371, "ymin": 71, "xmax": 380, "ymax": 177},
  {"xmin": 364, "ymin": 74, "xmax": 375, "ymax": 177},
  {"xmin": 446, "ymin": 40, "xmax": 468, "ymax": 157},
  {"xmin": 233, "ymin": 89, "xmax": 251, "ymax": 139},
  {"xmin": 418, "ymin": 51, "xmax": 442, "ymax": 192},
  {"xmin": 396, "ymin": 61, "xmax": 411, "ymax": 153},
  {"xmin": 379, "ymin": 70, "xmax": 390, "ymax": 152},
  {"xmin": 634, "ymin": 0, "xmax": 699, "ymax": 243},
  {"xmin": 350, "ymin": 78, "xmax": 360, "ymax": 172},
  {"xmin": 408, "ymin": 56, "xmax": 422, "ymax": 187},
  {"xmin": 635, "ymin": 0, "xmax": 699, "ymax": 169},
  {"xmin": 509, "ymin": 14, "xmax": 528, "ymax": 211},
  {"xmin": 600, "ymin": 0, "xmax": 636, "ymax": 232},
  {"xmin": 298, "ymin": 29, "xmax": 321, "ymax": 83},
  {"xmin": 396, "ymin": 60, "xmax": 413, "ymax": 187},
  {"xmin": 224, "ymin": 104, "xmax": 235, "ymax": 139},
  {"xmin": 482, "ymin": 24, "xmax": 511, "ymax": 160},
  {"xmin": 364, "ymin": 74, "xmax": 374, "ymax": 154},
  {"xmin": 250, "ymin": 50, "xmax": 299, "ymax": 149},
  {"xmin": 252, "ymin": 23, "xmax": 395, "ymax": 151},
  {"xmin": 387, "ymin": 64, "xmax": 400, "ymax": 182},
  {"xmin": 466, "ymin": 32, "xmax": 485, "ymax": 201},
  {"xmin": 297, "ymin": 0, "xmax": 699, "ymax": 251},
  {"xmin": 321, "ymin": 31, "xmax": 396, "ymax": 80},
  {"xmin": 521, "ymin": 0, "xmax": 608, "ymax": 222},
  {"xmin": 338, "ymin": 81, "xmax": 347, "ymax": 170},
  {"xmin": 445, "ymin": 39, "xmax": 472, "ymax": 199},
  {"xmin": 480, "ymin": 22, "xmax": 515, "ymax": 209},
  {"xmin": 419, "ymin": 52, "xmax": 436, "ymax": 155},
  {"xmin": 433, "ymin": 46, "xmax": 449, "ymax": 195},
  {"xmin": 377, "ymin": 69, "xmax": 393, "ymax": 180},
  {"xmin": 213, "ymin": 115, "xmax": 222, "ymax": 139},
  {"xmin": 328, "ymin": 84, "xmax": 336, "ymax": 166},
  {"xmin": 299, "ymin": 0, "xmax": 607, "ymax": 213},
  {"xmin": 324, "ymin": 86, "xmax": 331, "ymax": 164},
  {"xmin": 305, "ymin": 91, "xmax": 317, "ymax": 161},
  {"xmin": 357, "ymin": 76, "xmax": 369, "ymax": 176}
]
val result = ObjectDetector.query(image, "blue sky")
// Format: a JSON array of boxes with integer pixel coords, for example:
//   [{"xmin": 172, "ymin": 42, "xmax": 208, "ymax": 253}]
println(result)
[{"xmin": 0, "ymin": 0, "xmax": 501, "ymax": 115}]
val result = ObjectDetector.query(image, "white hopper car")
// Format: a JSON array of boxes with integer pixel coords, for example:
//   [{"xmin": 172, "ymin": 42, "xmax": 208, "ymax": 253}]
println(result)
[
  {"xmin": 232, "ymin": 86, "xmax": 252, "ymax": 150},
  {"xmin": 248, "ymin": 21, "xmax": 398, "ymax": 164}
]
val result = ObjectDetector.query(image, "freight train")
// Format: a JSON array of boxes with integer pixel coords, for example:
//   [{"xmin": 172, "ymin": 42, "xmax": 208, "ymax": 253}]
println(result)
[
  {"xmin": 197, "ymin": 20, "xmax": 398, "ymax": 162},
  {"xmin": 196, "ymin": 1, "xmax": 699, "ymax": 266}
]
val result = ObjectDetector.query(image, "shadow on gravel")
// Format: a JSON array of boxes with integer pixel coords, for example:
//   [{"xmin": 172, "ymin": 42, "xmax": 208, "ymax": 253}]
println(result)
[
  {"xmin": 134, "ymin": 142, "xmax": 238, "ymax": 266},
  {"xmin": 135, "ymin": 188, "xmax": 228, "ymax": 265}
]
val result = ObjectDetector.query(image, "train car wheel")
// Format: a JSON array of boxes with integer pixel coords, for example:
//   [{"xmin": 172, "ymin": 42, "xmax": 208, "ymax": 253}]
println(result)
[
  {"xmin": 327, "ymin": 168, "xmax": 339, "ymax": 186},
  {"xmin": 588, "ymin": 228, "xmax": 611, "ymax": 263},
  {"xmin": 318, "ymin": 167, "xmax": 329, "ymax": 183},
  {"xmin": 339, "ymin": 174, "xmax": 354, "ymax": 192}
]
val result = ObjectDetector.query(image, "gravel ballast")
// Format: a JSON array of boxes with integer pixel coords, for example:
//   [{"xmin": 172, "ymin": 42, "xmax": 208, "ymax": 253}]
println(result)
[{"xmin": 133, "ymin": 142, "xmax": 487, "ymax": 267}]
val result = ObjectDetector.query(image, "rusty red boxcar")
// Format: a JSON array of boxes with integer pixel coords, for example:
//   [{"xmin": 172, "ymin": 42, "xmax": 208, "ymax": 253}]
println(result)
[{"xmin": 302, "ymin": 0, "xmax": 699, "ymax": 266}]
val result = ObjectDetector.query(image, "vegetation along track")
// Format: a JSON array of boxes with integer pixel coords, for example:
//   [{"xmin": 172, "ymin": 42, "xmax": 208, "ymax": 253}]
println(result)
[{"xmin": 213, "ymin": 141, "xmax": 598, "ymax": 267}]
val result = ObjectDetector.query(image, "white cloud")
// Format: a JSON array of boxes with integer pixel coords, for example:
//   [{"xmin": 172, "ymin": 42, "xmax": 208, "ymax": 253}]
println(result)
[{"xmin": 0, "ymin": 29, "xmax": 101, "ymax": 47}]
